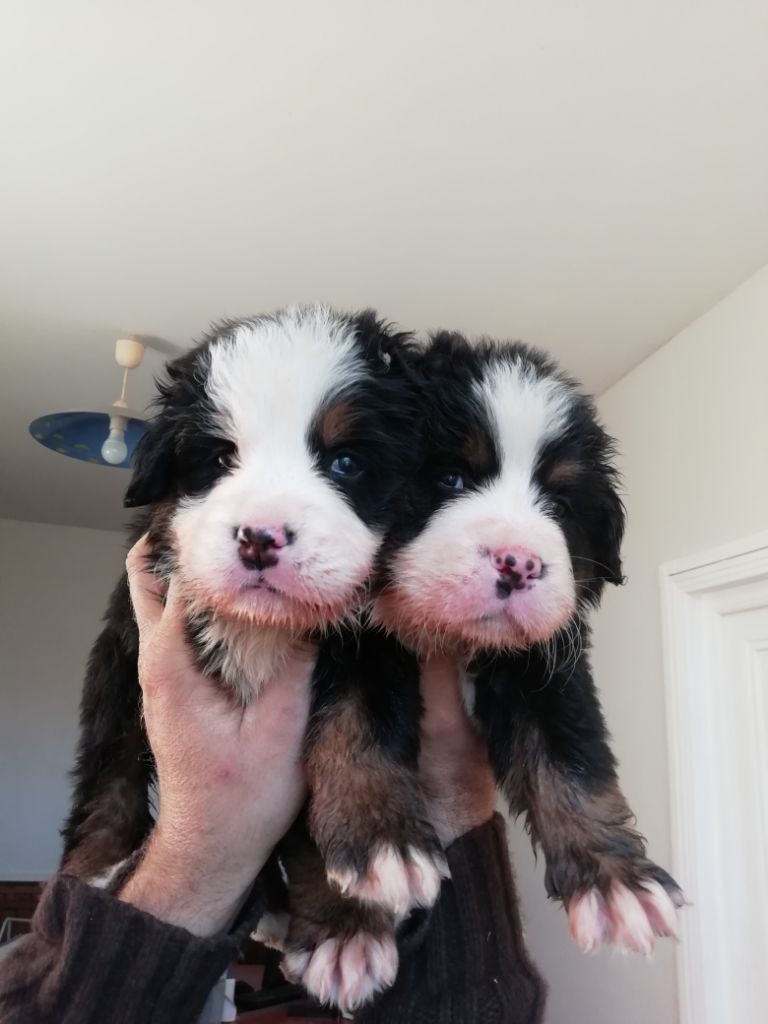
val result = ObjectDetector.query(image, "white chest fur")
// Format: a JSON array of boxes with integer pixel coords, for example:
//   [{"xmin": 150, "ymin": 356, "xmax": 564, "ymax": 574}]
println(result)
[{"xmin": 195, "ymin": 616, "xmax": 301, "ymax": 705}]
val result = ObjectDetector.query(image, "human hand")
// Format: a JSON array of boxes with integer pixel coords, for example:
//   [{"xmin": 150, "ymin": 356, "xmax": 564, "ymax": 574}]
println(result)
[
  {"xmin": 418, "ymin": 656, "xmax": 497, "ymax": 847},
  {"xmin": 119, "ymin": 536, "xmax": 315, "ymax": 936}
]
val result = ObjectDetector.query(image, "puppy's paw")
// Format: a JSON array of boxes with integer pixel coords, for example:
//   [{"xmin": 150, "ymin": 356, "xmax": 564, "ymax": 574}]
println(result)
[
  {"xmin": 283, "ymin": 931, "xmax": 398, "ymax": 1013},
  {"xmin": 568, "ymin": 876, "xmax": 685, "ymax": 955},
  {"xmin": 328, "ymin": 843, "xmax": 449, "ymax": 917}
]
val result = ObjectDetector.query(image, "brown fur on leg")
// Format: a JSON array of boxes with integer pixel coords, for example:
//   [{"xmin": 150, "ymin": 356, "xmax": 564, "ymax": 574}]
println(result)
[
  {"xmin": 281, "ymin": 829, "xmax": 395, "ymax": 951},
  {"xmin": 305, "ymin": 697, "xmax": 446, "ymax": 915},
  {"xmin": 502, "ymin": 730, "xmax": 681, "ymax": 907},
  {"xmin": 277, "ymin": 826, "xmax": 400, "ymax": 1011},
  {"xmin": 62, "ymin": 773, "xmax": 152, "ymax": 881}
]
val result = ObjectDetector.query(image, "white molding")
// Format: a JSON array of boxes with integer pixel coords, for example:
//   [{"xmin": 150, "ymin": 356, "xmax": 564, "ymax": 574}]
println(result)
[
  {"xmin": 661, "ymin": 529, "xmax": 768, "ymax": 580},
  {"xmin": 660, "ymin": 532, "xmax": 768, "ymax": 1024}
]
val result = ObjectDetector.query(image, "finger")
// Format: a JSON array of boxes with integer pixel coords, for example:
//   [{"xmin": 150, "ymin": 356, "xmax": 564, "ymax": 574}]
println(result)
[
  {"xmin": 420, "ymin": 655, "xmax": 466, "ymax": 730},
  {"xmin": 161, "ymin": 574, "xmax": 186, "ymax": 625},
  {"xmin": 126, "ymin": 536, "xmax": 165, "ymax": 635},
  {"xmin": 244, "ymin": 656, "xmax": 314, "ymax": 740},
  {"xmin": 146, "ymin": 575, "xmax": 213, "ymax": 702}
]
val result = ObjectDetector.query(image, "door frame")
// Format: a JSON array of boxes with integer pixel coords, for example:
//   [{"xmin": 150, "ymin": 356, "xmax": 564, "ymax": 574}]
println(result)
[{"xmin": 659, "ymin": 530, "xmax": 768, "ymax": 1024}]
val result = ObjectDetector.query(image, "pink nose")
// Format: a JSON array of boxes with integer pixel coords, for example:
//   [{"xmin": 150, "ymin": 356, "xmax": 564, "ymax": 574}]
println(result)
[
  {"xmin": 491, "ymin": 548, "xmax": 543, "ymax": 590},
  {"xmin": 236, "ymin": 524, "xmax": 295, "ymax": 570}
]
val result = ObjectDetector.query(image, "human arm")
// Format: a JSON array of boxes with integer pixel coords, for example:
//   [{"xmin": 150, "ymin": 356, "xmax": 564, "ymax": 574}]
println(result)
[{"xmin": 0, "ymin": 536, "xmax": 314, "ymax": 1024}]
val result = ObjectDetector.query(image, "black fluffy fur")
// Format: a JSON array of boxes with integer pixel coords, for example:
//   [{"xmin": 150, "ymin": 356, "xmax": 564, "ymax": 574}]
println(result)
[
  {"xmin": 61, "ymin": 308, "xmax": 437, "ymax": 959},
  {"xmin": 381, "ymin": 331, "xmax": 682, "ymax": 911}
]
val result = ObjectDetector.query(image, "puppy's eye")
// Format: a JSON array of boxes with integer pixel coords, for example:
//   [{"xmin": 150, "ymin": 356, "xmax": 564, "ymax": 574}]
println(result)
[
  {"xmin": 438, "ymin": 471, "xmax": 464, "ymax": 493},
  {"xmin": 217, "ymin": 448, "xmax": 237, "ymax": 470},
  {"xmin": 330, "ymin": 453, "xmax": 363, "ymax": 480},
  {"xmin": 550, "ymin": 496, "xmax": 572, "ymax": 519}
]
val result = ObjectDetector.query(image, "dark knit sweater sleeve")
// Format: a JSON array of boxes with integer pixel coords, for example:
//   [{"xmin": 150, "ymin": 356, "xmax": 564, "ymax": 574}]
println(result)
[
  {"xmin": 0, "ymin": 873, "xmax": 250, "ymax": 1024},
  {"xmin": 356, "ymin": 814, "xmax": 547, "ymax": 1024}
]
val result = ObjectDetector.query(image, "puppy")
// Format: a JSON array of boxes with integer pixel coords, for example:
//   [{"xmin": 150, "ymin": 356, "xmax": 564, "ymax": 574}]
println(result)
[
  {"xmin": 375, "ymin": 331, "xmax": 684, "ymax": 955},
  {"xmin": 60, "ymin": 306, "xmax": 445, "ymax": 1011}
]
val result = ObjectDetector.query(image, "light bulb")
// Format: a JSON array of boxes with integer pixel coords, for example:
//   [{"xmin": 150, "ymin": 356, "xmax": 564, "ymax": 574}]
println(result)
[{"xmin": 101, "ymin": 420, "xmax": 128, "ymax": 465}]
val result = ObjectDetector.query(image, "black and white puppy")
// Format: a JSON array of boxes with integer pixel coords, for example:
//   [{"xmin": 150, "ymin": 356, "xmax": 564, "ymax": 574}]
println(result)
[
  {"xmin": 375, "ymin": 332, "xmax": 684, "ymax": 955},
  {"xmin": 61, "ymin": 306, "xmax": 446, "ymax": 1011}
]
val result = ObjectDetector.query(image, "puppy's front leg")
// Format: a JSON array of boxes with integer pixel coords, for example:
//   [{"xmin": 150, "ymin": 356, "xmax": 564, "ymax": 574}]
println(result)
[
  {"xmin": 473, "ymin": 637, "xmax": 685, "ymax": 955},
  {"xmin": 265, "ymin": 818, "xmax": 399, "ymax": 1013},
  {"xmin": 305, "ymin": 628, "xmax": 447, "ymax": 918}
]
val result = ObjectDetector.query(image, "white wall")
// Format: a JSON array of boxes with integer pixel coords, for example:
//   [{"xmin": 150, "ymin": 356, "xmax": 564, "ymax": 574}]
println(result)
[
  {"xmin": 0, "ymin": 518, "xmax": 124, "ymax": 879},
  {"xmin": 508, "ymin": 264, "xmax": 768, "ymax": 1023}
]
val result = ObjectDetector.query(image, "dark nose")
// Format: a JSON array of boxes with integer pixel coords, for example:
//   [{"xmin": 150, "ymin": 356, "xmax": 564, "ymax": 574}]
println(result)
[
  {"xmin": 491, "ymin": 548, "xmax": 543, "ymax": 598},
  {"xmin": 236, "ymin": 525, "xmax": 295, "ymax": 571}
]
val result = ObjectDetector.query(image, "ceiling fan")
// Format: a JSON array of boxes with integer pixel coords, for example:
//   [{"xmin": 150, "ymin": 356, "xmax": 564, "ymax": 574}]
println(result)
[{"xmin": 29, "ymin": 335, "xmax": 179, "ymax": 468}]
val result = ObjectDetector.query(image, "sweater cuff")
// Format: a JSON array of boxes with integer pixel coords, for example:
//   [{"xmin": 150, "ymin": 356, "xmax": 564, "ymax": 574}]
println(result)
[
  {"xmin": 31, "ymin": 874, "xmax": 242, "ymax": 1022},
  {"xmin": 359, "ymin": 814, "xmax": 546, "ymax": 1024},
  {"xmin": 441, "ymin": 813, "xmax": 545, "ymax": 993}
]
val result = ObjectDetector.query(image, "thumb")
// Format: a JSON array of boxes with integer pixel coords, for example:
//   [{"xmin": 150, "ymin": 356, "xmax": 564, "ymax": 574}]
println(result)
[
  {"xmin": 420, "ymin": 655, "xmax": 465, "ymax": 733},
  {"xmin": 126, "ymin": 536, "xmax": 165, "ymax": 637}
]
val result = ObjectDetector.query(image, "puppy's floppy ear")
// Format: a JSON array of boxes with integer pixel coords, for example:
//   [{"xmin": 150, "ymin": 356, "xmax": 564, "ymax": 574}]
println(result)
[
  {"xmin": 123, "ymin": 416, "xmax": 175, "ymax": 508},
  {"xmin": 594, "ymin": 478, "xmax": 626, "ymax": 586}
]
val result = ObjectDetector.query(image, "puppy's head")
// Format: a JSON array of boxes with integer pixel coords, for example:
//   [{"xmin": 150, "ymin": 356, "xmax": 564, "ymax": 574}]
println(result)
[
  {"xmin": 126, "ymin": 306, "xmax": 418, "ymax": 631},
  {"xmin": 375, "ymin": 332, "xmax": 625, "ymax": 652}
]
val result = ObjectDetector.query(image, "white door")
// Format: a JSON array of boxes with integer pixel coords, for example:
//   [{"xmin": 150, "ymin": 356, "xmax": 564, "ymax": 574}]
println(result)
[{"xmin": 660, "ymin": 532, "xmax": 768, "ymax": 1024}]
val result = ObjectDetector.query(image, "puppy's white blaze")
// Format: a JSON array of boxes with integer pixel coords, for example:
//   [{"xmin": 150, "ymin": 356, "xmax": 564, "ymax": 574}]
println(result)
[
  {"xmin": 568, "ymin": 888, "xmax": 610, "ymax": 954},
  {"xmin": 606, "ymin": 882, "xmax": 656, "ymax": 956},
  {"xmin": 477, "ymin": 359, "xmax": 573, "ymax": 491},
  {"xmin": 636, "ymin": 880, "xmax": 680, "ymax": 939},
  {"xmin": 251, "ymin": 910, "xmax": 290, "ymax": 951},
  {"xmin": 208, "ymin": 307, "xmax": 365, "ymax": 458}
]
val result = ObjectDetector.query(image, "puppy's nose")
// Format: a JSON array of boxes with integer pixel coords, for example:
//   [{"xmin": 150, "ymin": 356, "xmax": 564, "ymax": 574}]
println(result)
[
  {"xmin": 492, "ymin": 548, "xmax": 543, "ymax": 597},
  {"xmin": 236, "ymin": 525, "xmax": 295, "ymax": 570}
]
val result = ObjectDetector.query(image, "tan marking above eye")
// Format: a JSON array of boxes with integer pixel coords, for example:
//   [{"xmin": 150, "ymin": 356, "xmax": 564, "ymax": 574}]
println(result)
[
  {"xmin": 318, "ymin": 402, "xmax": 356, "ymax": 447},
  {"xmin": 462, "ymin": 429, "xmax": 491, "ymax": 468},
  {"xmin": 547, "ymin": 460, "xmax": 582, "ymax": 485}
]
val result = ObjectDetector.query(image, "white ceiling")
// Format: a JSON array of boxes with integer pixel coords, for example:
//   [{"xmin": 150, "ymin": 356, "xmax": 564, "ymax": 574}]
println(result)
[{"xmin": 2, "ymin": 1, "xmax": 767, "ymax": 531}]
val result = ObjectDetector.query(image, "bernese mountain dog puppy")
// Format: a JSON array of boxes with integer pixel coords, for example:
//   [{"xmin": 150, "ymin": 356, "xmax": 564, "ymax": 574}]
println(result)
[
  {"xmin": 374, "ymin": 330, "xmax": 685, "ymax": 957},
  {"xmin": 60, "ymin": 306, "xmax": 447, "ymax": 1011},
  {"xmin": 61, "ymin": 313, "xmax": 684, "ymax": 1013}
]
